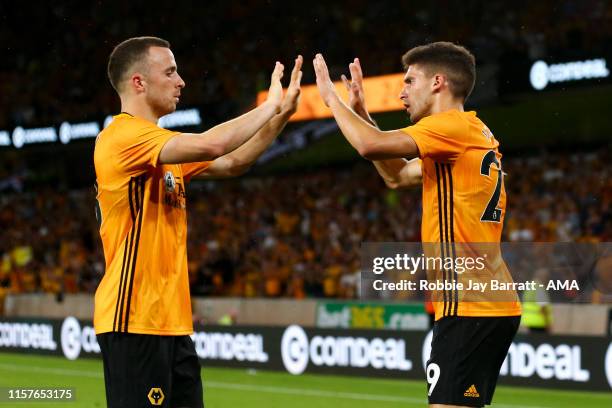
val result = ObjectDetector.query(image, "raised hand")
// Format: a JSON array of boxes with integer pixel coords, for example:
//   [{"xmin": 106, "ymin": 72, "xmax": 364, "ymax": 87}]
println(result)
[
  {"xmin": 341, "ymin": 58, "xmax": 375, "ymax": 125},
  {"xmin": 281, "ymin": 55, "xmax": 303, "ymax": 115},
  {"xmin": 313, "ymin": 53, "xmax": 338, "ymax": 107},
  {"xmin": 341, "ymin": 58, "xmax": 367, "ymax": 114},
  {"xmin": 266, "ymin": 62, "xmax": 285, "ymax": 112}
]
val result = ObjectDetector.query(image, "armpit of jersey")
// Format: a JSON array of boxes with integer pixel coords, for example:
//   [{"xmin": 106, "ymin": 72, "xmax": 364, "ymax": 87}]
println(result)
[{"xmin": 182, "ymin": 161, "xmax": 212, "ymax": 182}]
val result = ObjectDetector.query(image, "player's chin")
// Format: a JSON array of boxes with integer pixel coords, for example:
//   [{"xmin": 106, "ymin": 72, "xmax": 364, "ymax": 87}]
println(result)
[
  {"xmin": 408, "ymin": 112, "xmax": 420, "ymax": 123},
  {"xmin": 167, "ymin": 101, "xmax": 178, "ymax": 112}
]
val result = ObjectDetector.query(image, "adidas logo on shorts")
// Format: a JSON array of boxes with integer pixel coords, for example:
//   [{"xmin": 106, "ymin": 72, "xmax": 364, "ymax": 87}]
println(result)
[{"xmin": 464, "ymin": 384, "xmax": 480, "ymax": 398}]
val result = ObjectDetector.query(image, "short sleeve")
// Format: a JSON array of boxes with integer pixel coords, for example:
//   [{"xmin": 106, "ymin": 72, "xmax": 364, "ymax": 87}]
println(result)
[
  {"xmin": 182, "ymin": 162, "xmax": 212, "ymax": 182},
  {"xmin": 400, "ymin": 113, "xmax": 467, "ymax": 162},
  {"xmin": 114, "ymin": 122, "xmax": 178, "ymax": 173}
]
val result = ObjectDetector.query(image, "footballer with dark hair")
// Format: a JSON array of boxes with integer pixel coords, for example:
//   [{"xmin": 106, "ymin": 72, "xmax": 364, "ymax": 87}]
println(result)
[
  {"xmin": 94, "ymin": 36, "xmax": 303, "ymax": 407},
  {"xmin": 314, "ymin": 42, "xmax": 521, "ymax": 407}
]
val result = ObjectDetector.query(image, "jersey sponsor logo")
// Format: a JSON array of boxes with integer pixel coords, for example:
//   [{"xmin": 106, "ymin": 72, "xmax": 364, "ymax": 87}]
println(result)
[
  {"xmin": 164, "ymin": 171, "xmax": 176, "ymax": 193},
  {"xmin": 464, "ymin": 384, "xmax": 480, "ymax": 398},
  {"xmin": 147, "ymin": 387, "xmax": 165, "ymax": 406},
  {"xmin": 481, "ymin": 126, "xmax": 494, "ymax": 141},
  {"xmin": 163, "ymin": 171, "xmax": 186, "ymax": 209}
]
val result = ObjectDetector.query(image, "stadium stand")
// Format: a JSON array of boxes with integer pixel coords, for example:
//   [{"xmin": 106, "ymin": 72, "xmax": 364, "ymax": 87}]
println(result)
[
  {"xmin": 1, "ymin": 1, "xmax": 610, "ymax": 129},
  {"xmin": 1, "ymin": 147, "xmax": 610, "ymax": 300}
]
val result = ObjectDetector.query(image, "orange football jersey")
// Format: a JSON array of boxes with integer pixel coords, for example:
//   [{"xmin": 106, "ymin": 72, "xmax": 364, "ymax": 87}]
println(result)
[
  {"xmin": 94, "ymin": 113, "xmax": 210, "ymax": 335},
  {"xmin": 402, "ymin": 109, "xmax": 522, "ymax": 320}
]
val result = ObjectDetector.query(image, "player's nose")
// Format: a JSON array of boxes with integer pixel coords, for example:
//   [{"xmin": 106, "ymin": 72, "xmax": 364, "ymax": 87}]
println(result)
[{"xmin": 177, "ymin": 74, "xmax": 185, "ymax": 88}]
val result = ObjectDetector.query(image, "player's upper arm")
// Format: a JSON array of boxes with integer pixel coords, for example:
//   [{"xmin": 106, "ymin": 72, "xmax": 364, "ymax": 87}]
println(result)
[
  {"xmin": 400, "ymin": 114, "xmax": 466, "ymax": 162},
  {"xmin": 359, "ymin": 129, "xmax": 421, "ymax": 161},
  {"xmin": 158, "ymin": 132, "xmax": 227, "ymax": 164},
  {"xmin": 113, "ymin": 122, "xmax": 178, "ymax": 173}
]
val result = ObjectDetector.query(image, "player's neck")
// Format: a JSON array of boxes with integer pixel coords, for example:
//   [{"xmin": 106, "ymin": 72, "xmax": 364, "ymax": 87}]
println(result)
[
  {"xmin": 430, "ymin": 95, "xmax": 464, "ymax": 116},
  {"xmin": 120, "ymin": 98, "xmax": 160, "ymax": 124}
]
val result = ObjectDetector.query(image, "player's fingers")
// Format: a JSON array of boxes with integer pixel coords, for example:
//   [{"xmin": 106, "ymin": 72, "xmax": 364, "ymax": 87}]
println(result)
[
  {"xmin": 315, "ymin": 53, "xmax": 328, "ymax": 71},
  {"xmin": 350, "ymin": 60, "xmax": 363, "ymax": 83},
  {"xmin": 355, "ymin": 58, "xmax": 362, "ymax": 71},
  {"xmin": 315, "ymin": 54, "xmax": 332, "ymax": 84},
  {"xmin": 296, "ymin": 70, "xmax": 303, "ymax": 87},
  {"xmin": 290, "ymin": 55, "xmax": 303, "ymax": 85},
  {"xmin": 271, "ymin": 62, "xmax": 284, "ymax": 80},
  {"xmin": 313, "ymin": 56, "xmax": 323, "ymax": 78},
  {"xmin": 341, "ymin": 74, "xmax": 351, "ymax": 91}
]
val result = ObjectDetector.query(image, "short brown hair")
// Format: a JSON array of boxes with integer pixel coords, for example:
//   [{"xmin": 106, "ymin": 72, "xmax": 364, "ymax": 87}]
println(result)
[
  {"xmin": 107, "ymin": 36, "xmax": 170, "ymax": 93},
  {"xmin": 401, "ymin": 42, "xmax": 476, "ymax": 101}
]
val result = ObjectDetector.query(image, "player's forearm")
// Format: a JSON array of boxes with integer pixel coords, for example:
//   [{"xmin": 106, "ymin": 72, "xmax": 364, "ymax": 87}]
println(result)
[
  {"xmin": 203, "ymin": 101, "xmax": 280, "ymax": 156},
  {"xmin": 352, "ymin": 107, "xmax": 406, "ymax": 186},
  {"xmin": 373, "ymin": 159, "xmax": 407, "ymax": 187},
  {"xmin": 374, "ymin": 158, "xmax": 423, "ymax": 189},
  {"xmin": 223, "ymin": 110, "xmax": 292, "ymax": 168},
  {"xmin": 328, "ymin": 95, "xmax": 382, "ymax": 157},
  {"xmin": 354, "ymin": 106, "xmax": 377, "ymax": 127}
]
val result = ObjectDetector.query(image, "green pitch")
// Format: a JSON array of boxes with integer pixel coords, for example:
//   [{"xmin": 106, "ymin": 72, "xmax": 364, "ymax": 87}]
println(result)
[{"xmin": 0, "ymin": 353, "xmax": 610, "ymax": 407}]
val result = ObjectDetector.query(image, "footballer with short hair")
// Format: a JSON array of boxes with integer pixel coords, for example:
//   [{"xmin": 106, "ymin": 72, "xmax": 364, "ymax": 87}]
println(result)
[
  {"xmin": 314, "ymin": 42, "xmax": 521, "ymax": 407},
  {"xmin": 94, "ymin": 36, "xmax": 303, "ymax": 407}
]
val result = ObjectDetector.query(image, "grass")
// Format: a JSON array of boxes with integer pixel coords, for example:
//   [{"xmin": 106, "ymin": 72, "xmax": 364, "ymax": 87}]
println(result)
[{"xmin": 0, "ymin": 352, "xmax": 610, "ymax": 407}]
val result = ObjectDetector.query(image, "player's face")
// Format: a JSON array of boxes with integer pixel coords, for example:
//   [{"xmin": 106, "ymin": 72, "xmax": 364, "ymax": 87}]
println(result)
[
  {"xmin": 143, "ymin": 47, "xmax": 185, "ymax": 116},
  {"xmin": 399, "ymin": 64, "xmax": 434, "ymax": 123}
]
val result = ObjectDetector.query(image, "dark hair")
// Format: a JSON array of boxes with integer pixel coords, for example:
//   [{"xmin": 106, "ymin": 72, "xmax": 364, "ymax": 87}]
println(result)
[
  {"xmin": 107, "ymin": 36, "xmax": 170, "ymax": 92},
  {"xmin": 401, "ymin": 42, "xmax": 476, "ymax": 101}
]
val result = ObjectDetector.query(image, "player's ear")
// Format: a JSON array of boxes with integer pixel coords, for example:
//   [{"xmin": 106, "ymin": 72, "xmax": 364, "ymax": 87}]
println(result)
[
  {"xmin": 130, "ymin": 73, "xmax": 146, "ymax": 93},
  {"xmin": 431, "ymin": 73, "xmax": 444, "ymax": 93}
]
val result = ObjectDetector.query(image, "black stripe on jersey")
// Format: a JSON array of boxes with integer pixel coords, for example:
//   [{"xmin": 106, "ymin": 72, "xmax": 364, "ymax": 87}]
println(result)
[
  {"xmin": 113, "ymin": 177, "xmax": 137, "ymax": 332},
  {"xmin": 112, "ymin": 213, "xmax": 130, "ymax": 331},
  {"xmin": 434, "ymin": 163, "xmax": 449, "ymax": 316},
  {"xmin": 123, "ymin": 175, "xmax": 146, "ymax": 332},
  {"xmin": 128, "ymin": 176, "xmax": 136, "ymax": 221},
  {"xmin": 445, "ymin": 164, "xmax": 459, "ymax": 316},
  {"xmin": 441, "ymin": 163, "xmax": 454, "ymax": 317}
]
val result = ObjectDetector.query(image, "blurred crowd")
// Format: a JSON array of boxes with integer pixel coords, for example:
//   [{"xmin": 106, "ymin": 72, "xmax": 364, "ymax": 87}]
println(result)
[
  {"xmin": 1, "ymin": 147, "xmax": 610, "ymax": 303},
  {"xmin": 1, "ymin": 0, "xmax": 611, "ymax": 130}
]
